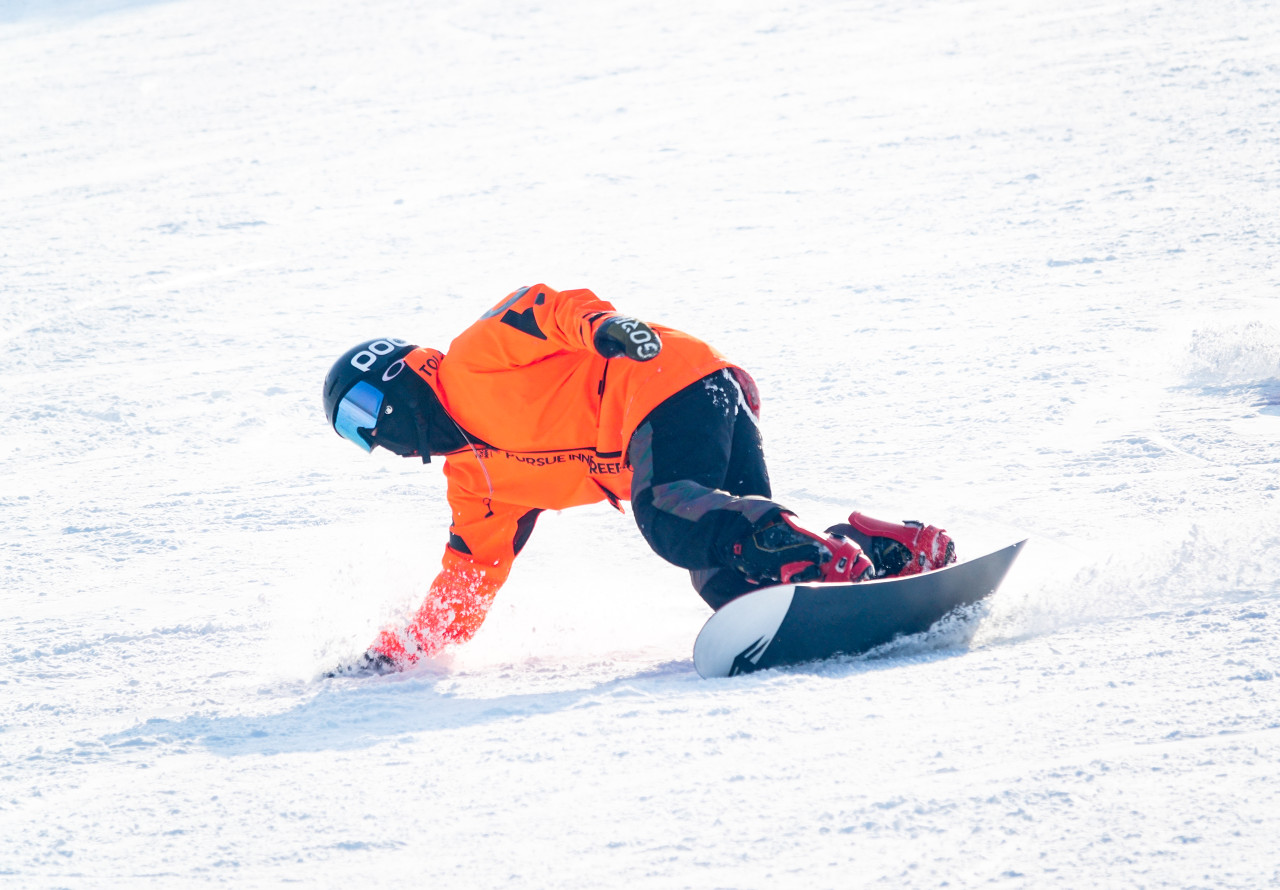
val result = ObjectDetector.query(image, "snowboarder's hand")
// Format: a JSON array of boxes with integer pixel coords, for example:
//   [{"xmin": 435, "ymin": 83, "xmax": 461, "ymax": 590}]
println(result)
[{"xmin": 594, "ymin": 316, "xmax": 662, "ymax": 362}]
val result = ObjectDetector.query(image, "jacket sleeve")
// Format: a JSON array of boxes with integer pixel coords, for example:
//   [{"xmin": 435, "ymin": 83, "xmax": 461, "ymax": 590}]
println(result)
[
  {"xmin": 371, "ymin": 493, "xmax": 542, "ymax": 661},
  {"xmin": 375, "ymin": 546, "xmax": 510, "ymax": 660},
  {"xmin": 452, "ymin": 284, "xmax": 619, "ymax": 370}
]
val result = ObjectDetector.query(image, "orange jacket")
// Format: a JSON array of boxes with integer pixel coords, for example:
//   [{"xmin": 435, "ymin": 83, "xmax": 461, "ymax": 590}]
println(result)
[{"xmin": 374, "ymin": 284, "xmax": 739, "ymax": 661}]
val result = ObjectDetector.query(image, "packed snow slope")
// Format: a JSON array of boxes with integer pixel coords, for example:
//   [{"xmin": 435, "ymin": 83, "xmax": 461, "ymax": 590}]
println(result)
[{"xmin": 3, "ymin": 0, "xmax": 1279, "ymax": 886}]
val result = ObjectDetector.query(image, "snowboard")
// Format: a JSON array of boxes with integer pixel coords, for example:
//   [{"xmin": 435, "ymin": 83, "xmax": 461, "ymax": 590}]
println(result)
[{"xmin": 693, "ymin": 539, "xmax": 1027, "ymax": 678}]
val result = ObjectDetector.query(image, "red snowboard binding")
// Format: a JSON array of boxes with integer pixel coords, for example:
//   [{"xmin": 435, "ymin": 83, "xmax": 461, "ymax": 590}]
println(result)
[
  {"xmin": 727, "ymin": 511, "xmax": 874, "ymax": 585},
  {"xmin": 826, "ymin": 512, "xmax": 956, "ymax": 578}
]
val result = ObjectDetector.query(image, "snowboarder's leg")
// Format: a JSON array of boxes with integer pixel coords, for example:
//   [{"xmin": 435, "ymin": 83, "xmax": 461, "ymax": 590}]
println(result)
[
  {"xmin": 629, "ymin": 370, "xmax": 778, "ymax": 573},
  {"xmin": 629, "ymin": 370, "xmax": 871, "ymax": 609},
  {"xmin": 684, "ymin": 387, "xmax": 779, "ymax": 608}
]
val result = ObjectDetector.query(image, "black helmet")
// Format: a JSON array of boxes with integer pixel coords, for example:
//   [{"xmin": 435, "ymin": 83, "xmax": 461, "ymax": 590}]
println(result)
[{"xmin": 322, "ymin": 337, "xmax": 418, "ymax": 452}]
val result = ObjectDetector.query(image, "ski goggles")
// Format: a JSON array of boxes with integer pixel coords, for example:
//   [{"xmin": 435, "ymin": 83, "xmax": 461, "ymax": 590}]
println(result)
[{"xmin": 333, "ymin": 380, "xmax": 385, "ymax": 452}]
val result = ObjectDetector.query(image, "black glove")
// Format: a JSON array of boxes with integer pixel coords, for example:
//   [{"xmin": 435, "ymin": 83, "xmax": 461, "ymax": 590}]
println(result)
[
  {"xmin": 323, "ymin": 650, "xmax": 398, "ymax": 678},
  {"xmin": 593, "ymin": 316, "xmax": 662, "ymax": 361}
]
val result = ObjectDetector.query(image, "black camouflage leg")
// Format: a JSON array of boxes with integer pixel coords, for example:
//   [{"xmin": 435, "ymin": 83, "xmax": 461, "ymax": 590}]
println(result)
[
  {"xmin": 628, "ymin": 370, "xmax": 779, "ymax": 610},
  {"xmin": 688, "ymin": 386, "xmax": 778, "ymax": 608}
]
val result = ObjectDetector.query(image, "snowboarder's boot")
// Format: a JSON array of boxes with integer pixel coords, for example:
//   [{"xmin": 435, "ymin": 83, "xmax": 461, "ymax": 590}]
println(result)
[
  {"xmin": 826, "ymin": 512, "xmax": 956, "ymax": 578},
  {"xmin": 725, "ymin": 511, "xmax": 873, "ymax": 585}
]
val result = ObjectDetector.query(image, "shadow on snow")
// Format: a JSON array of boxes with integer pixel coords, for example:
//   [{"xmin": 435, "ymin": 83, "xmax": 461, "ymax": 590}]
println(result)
[
  {"xmin": 0, "ymin": 0, "xmax": 177, "ymax": 25},
  {"xmin": 98, "ymin": 629, "xmax": 986, "ymax": 758}
]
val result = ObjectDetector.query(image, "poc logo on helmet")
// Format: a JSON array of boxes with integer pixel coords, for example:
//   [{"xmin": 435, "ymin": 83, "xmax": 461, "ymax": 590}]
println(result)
[{"xmin": 350, "ymin": 338, "xmax": 410, "ymax": 372}]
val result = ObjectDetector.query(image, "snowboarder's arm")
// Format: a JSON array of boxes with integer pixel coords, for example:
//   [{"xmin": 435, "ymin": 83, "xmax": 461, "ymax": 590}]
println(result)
[
  {"xmin": 369, "ymin": 497, "xmax": 541, "ymax": 664},
  {"xmin": 454, "ymin": 284, "xmax": 660, "ymax": 368},
  {"xmin": 369, "ymin": 547, "xmax": 511, "ymax": 662}
]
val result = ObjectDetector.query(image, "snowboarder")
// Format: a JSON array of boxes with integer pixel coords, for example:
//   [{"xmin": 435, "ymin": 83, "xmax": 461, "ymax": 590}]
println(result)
[{"xmin": 323, "ymin": 284, "xmax": 955, "ymax": 672}]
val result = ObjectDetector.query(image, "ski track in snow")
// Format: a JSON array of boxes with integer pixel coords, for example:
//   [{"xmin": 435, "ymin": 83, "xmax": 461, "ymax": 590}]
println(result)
[{"xmin": 2, "ymin": 0, "xmax": 1279, "ymax": 886}]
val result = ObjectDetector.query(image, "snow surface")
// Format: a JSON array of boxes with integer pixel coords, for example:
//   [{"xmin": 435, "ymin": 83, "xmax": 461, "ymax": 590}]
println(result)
[{"xmin": 3, "ymin": 0, "xmax": 1280, "ymax": 885}]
